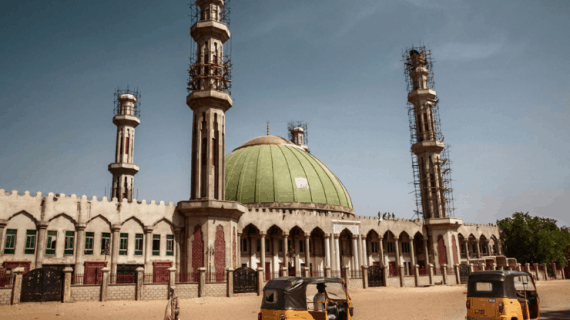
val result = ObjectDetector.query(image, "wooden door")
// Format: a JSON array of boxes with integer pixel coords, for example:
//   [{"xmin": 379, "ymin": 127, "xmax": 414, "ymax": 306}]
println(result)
[
  {"xmin": 153, "ymin": 261, "xmax": 172, "ymax": 283},
  {"xmin": 84, "ymin": 261, "xmax": 106, "ymax": 285},
  {"xmin": 265, "ymin": 262, "xmax": 271, "ymax": 281}
]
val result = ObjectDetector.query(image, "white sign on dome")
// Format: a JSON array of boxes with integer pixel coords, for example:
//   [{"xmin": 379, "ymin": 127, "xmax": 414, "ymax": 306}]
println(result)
[{"xmin": 295, "ymin": 177, "xmax": 309, "ymax": 189}]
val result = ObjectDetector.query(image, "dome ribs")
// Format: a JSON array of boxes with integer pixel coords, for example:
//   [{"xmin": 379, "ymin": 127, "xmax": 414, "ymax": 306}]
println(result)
[
  {"xmin": 298, "ymin": 151, "xmax": 342, "ymax": 207},
  {"xmin": 224, "ymin": 147, "xmax": 248, "ymax": 201},
  {"xmin": 280, "ymin": 146, "xmax": 312, "ymax": 204},
  {"xmin": 236, "ymin": 144, "xmax": 260, "ymax": 203},
  {"xmin": 287, "ymin": 147, "xmax": 326, "ymax": 205},
  {"xmin": 256, "ymin": 145, "xmax": 274, "ymax": 203},
  {"xmin": 272, "ymin": 145, "xmax": 295, "ymax": 203}
]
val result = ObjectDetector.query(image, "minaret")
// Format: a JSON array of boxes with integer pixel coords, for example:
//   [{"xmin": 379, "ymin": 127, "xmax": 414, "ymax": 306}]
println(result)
[
  {"xmin": 108, "ymin": 88, "xmax": 140, "ymax": 202},
  {"xmin": 404, "ymin": 46, "xmax": 455, "ymax": 220},
  {"xmin": 178, "ymin": 0, "xmax": 244, "ymax": 276}
]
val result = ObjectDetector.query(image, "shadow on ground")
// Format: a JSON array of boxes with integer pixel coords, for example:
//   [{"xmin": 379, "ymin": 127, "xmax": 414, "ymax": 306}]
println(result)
[{"xmin": 540, "ymin": 308, "xmax": 570, "ymax": 320}]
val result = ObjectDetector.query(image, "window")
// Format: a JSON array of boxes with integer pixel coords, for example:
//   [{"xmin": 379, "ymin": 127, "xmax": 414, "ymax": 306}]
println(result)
[
  {"xmin": 64, "ymin": 231, "xmax": 75, "ymax": 255},
  {"xmin": 309, "ymin": 240, "xmax": 312, "ymax": 253},
  {"xmin": 402, "ymin": 242, "xmax": 410, "ymax": 253},
  {"xmin": 371, "ymin": 242, "xmax": 379, "ymax": 253},
  {"xmin": 278, "ymin": 240, "xmax": 283, "ymax": 253},
  {"xmin": 265, "ymin": 239, "xmax": 270, "ymax": 252},
  {"xmin": 166, "ymin": 235, "xmax": 174, "ymax": 256},
  {"xmin": 4, "ymin": 229, "xmax": 16, "ymax": 254},
  {"xmin": 46, "ymin": 230, "xmax": 57, "ymax": 255},
  {"xmin": 299, "ymin": 240, "xmax": 304, "ymax": 253},
  {"xmin": 135, "ymin": 234, "xmax": 143, "ymax": 256},
  {"xmin": 241, "ymin": 238, "xmax": 247, "ymax": 252},
  {"xmin": 386, "ymin": 242, "xmax": 395, "ymax": 253},
  {"xmin": 101, "ymin": 233, "xmax": 111, "ymax": 255},
  {"xmin": 84, "ymin": 232, "xmax": 94, "ymax": 255},
  {"xmin": 475, "ymin": 282, "xmax": 493, "ymax": 292},
  {"xmin": 25, "ymin": 230, "xmax": 36, "ymax": 254},
  {"xmin": 256, "ymin": 239, "xmax": 261, "ymax": 252},
  {"xmin": 264, "ymin": 290, "xmax": 278, "ymax": 304},
  {"xmin": 287, "ymin": 239, "xmax": 291, "ymax": 252},
  {"xmin": 120, "ymin": 233, "xmax": 128, "ymax": 255},
  {"xmin": 153, "ymin": 235, "xmax": 160, "ymax": 256}
]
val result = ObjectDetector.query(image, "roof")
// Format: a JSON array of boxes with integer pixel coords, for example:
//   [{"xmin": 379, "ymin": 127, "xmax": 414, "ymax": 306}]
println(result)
[{"xmin": 225, "ymin": 136, "xmax": 353, "ymax": 210}]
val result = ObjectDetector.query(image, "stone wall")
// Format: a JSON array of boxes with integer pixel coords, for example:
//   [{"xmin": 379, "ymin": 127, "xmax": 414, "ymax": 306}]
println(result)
[
  {"xmin": 433, "ymin": 275, "xmax": 444, "ymax": 285},
  {"xmin": 347, "ymin": 278, "xmax": 363, "ymax": 290},
  {"xmin": 0, "ymin": 288, "xmax": 11, "ymax": 305},
  {"xmin": 71, "ymin": 285, "xmax": 101, "ymax": 301},
  {"xmin": 417, "ymin": 276, "xmax": 430, "ymax": 286},
  {"xmin": 204, "ymin": 283, "xmax": 226, "ymax": 297},
  {"xmin": 175, "ymin": 283, "xmax": 198, "ymax": 299},
  {"xmin": 108, "ymin": 284, "xmax": 136, "ymax": 300},
  {"xmin": 445, "ymin": 274, "xmax": 456, "ymax": 285},
  {"xmin": 403, "ymin": 277, "xmax": 415, "ymax": 287},
  {"xmin": 142, "ymin": 284, "xmax": 168, "ymax": 300}
]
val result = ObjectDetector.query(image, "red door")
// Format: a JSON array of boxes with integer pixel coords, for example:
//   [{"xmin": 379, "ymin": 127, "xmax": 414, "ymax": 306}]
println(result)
[
  {"xmin": 154, "ymin": 261, "xmax": 172, "ymax": 283},
  {"xmin": 373, "ymin": 262, "xmax": 380, "ymax": 266},
  {"xmin": 265, "ymin": 262, "xmax": 271, "ymax": 281},
  {"xmin": 85, "ymin": 261, "xmax": 107, "ymax": 284},
  {"xmin": 389, "ymin": 262, "xmax": 397, "ymax": 276}
]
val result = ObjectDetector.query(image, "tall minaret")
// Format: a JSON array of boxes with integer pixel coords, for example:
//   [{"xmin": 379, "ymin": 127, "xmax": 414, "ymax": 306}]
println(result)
[
  {"xmin": 187, "ymin": 0, "xmax": 231, "ymax": 200},
  {"xmin": 108, "ymin": 88, "xmax": 140, "ymax": 202},
  {"xmin": 404, "ymin": 47, "xmax": 454, "ymax": 220}
]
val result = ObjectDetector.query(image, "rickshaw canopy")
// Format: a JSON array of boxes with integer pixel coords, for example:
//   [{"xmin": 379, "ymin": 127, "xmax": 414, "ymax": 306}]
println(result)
[
  {"xmin": 261, "ymin": 277, "xmax": 345, "ymax": 311},
  {"xmin": 467, "ymin": 271, "xmax": 535, "ymax": 299}
]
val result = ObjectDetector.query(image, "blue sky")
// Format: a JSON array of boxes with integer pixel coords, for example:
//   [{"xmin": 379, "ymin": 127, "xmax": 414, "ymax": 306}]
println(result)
[{"xmin": 1, "ymin": 0, "xmax": 568, "ymax": 227}]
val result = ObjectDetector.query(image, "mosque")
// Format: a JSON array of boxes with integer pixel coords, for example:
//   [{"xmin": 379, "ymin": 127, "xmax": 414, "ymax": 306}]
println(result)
[{"xmin": 0, "ymin": 0, "xmax": 507, "ymax": 287}]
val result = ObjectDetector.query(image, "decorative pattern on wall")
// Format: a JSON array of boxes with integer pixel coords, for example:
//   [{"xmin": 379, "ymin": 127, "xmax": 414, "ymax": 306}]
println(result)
[
  {"xmin": 437, "ymin": 235, "xmax": 447, "ymax": 266},
  {"xmin": 233, "ymin": 227, "xmax": 236, "ymax": 269},
  {"xmin": 192, "ymin": 225, "xmax": 203, "ymax": 272},
  {"xmin": 214, "ymin": 225, "xmax": 225, "ymax": 281},
  {"xmin": 452, "ymin": 235, "xmax": 459, "ymax": 266}
]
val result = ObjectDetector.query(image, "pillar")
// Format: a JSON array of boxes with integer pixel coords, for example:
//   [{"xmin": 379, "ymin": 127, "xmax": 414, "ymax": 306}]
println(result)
[
  {"xmin": 260, "ymin": 232, "xmax": 266, "ymax": 278},
  {"xmin": 414, "ymin": 264, "xmax": 419, "ymax": 287},
  {"xmin": 409, "ymin": 239, "xmax": 416, "ymax": 268},
  {"xmin": 362, "ymin": 265, "xmax": 368, "ymax": 288},
  {"xmin": 342, "ymin": 266, "xmax": 349, "ymax": 288},
  {"xmin": 334, "ymin": 234, "xmax": 341, "ymax": 275},
  {"xmin": 198, "ymin": 267, "xmax": 206, "ymax": 297},
  {"xmin": 464, "ymin": 242, "xmax": 470, "ymax": 262},
  {"xmin": 304, "ymin": 234, "xmax": 310, "ymax": 275},
  {"xmin": 324, "ymin": 234, "xmax": 331, "ymax": 270},
  {"xmin": 294, "ymin": 236, "xmax": 300, "ymax": 276},
  {"xmin": 442, "ymin": 264, "xmax": 447, "ymax": 285},
  {"xmin": 227, "ymin": 268, "xmax": 233, "ymax": 297},
  {"xmin": 361, "ymin": 236, "xmax": 368, "ymax": 266},
  {"xmin": 35, "ymin": 221, "xmax": 48, "ymax": 268},
  {"xmin": 379, "ymin": 238, "xmax": 384, "ymax": 265},
  {"xmin": 428, "ymin": 263, "xmax": 434, "ymax": 285},
  {"xmin": 0, "ymin": 220, "xmax": 6, "ymax": 259},
  {"xmin": 257, "ymin": 268, "xmax": 263, "ymax": 296},
  {"xmin": 110, "ymin": 224, "xmax": 121, "ymax": 282},
  {"xmin": 398, "ymin": 265, "xmax": 404, "ymax": 287},
  {"xmin": 394, "ymin": 236, "xmax": 401, "ymax": 271},
  {"xmin": 11, "ymin": 267, "xmax": 24, "ymax": 305},
  {"xmin": 249, "ymin": 236, "xmax": 255, "ymax": 269},
  {"xmin": 136, "ymin": 267, "xmax": 144, "ymax": 300},
  {"xmin": 469, "ymin": 263, "xmax": 474, "ymax": 273},
  {"xmin": 63, "ymin": 266, "xmax": 73, "ymax": 303},
  {"xmin": 533, "ymin": 263, "xmax": 539, "ymax": 281},
  {"xmin": 144, "ymin": 226, "xmax": 153, "ymax": 273},
  {"xmin": 475, "ymin": 240, "xmax": 481, "ymax": 258},
  {"xmin": 352, "ymin": 235, "xmax": 359, "ymax": 277},
  {"xmin": 517, "ymin": 264, "xmax": 521, "ymax": 272},
  {"xmin": 492, "ymin": 263, "xmax": 496, "ymax": 271},
  {"xmin": 525, "ymin": 262, "xmax": 530, "ymax": 273},
  {"xmin": 74, "ymin": 223, "xmax": 86, "ymax": 275},
  {"xmin": 101, "ymin": 267, "xmax": 110, "ymax": 302},
  {"xmin": 282, "ymin": 233, "xmax": 288, "ymax": 273},
  {"xmin": 174, "ymin": 228, "xmax": 182, "ymax": 273},
  {"xmin": 454, "ymin": 264, "xmax": 460, "ymax": 285},
  {"xmin": 357, "ymin": 234, "xmax": 363, "ymax": 269},
  {"xmin": 329, "ymin": 234, "xmax": 336, "ymax": 273},
  {"xmin": 168, "ymin": 267, "xmax": 176, "ymax": 298},
  {"xmin": 542, "ymin": 263, "xmax": 548, "ymax": 281},
  {"xmin": 237, "ymin": 232, "xmax": 242, "ymax": 267}
]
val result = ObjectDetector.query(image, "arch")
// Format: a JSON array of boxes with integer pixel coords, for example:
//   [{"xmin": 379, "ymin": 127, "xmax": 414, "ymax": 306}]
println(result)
[
  {"xmin": 242, "ymin": 223, "xmax": 260, "ymax": 235},
  {"xmin": 366, "ymin": 229, "xmax": 380, "ymax": 239},
  {"xmin": 86, "ymin": 214, "xmax": 112, "ymax": 228},
  {"xmin": 267, "ymin": 224, "xmax": 284, "ymax": 236},
  {"xmin": 48, "ymin": 213, "xmax": 77, "ymax": 225},
  {"xmin": 288, "ymin": 225, "xmax": 305, "ymax": 235},
  {"xmin": 309, "ymin": 227, "xmax": 325, "ymax": 237},
  {"xmin": 398, "ymin": 231, "xmax": 411, "ymax": 240},
  {"xmin": 121, "ymin": 216, "xmax": 144, "ymax": 228},
  {"xmin": 382, "ymin": 230, "xmax": 396, "ymax": 240},
  {"xmin": 152, "ymin": 217, "xmax": 174, "ymax": 229},
  {"xmin": 6, "ymin": 210, "xmax": 38, "ymax": 225}
]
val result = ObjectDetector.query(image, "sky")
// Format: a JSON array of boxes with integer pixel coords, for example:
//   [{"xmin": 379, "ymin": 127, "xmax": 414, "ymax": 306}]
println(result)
[{"xmin": 1, "ymin": 0, "xmax": 568, "ymax": 227}]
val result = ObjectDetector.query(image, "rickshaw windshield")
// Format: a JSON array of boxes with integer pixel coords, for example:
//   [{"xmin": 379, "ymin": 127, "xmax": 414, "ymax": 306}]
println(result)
[{"xmin": 324, "ymin": 282, "xmax": 346, "ymax": 300}]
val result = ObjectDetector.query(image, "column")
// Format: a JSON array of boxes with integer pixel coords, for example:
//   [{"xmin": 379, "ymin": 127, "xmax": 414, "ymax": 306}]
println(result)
[
  {"xmin": 464, "ymin": 242, "xmax": 470, "ymax": 261},
  {"xmin": 144, "ymin": 226, "xmax": 153, "ymax": 272},
  {"xmin": 304, "ymin": 234, "xmax": 310, "ymax": 275},
  {"xmin": 0, "ymin": 219, "xmax": 6, "ymax": 258},
  {"xmin": 11, "ymin": 267, "xmax": 24, "ymax": 305},
  {"xmin": 357, "ymin": 234, "xmax": 364, "ymax": 268},
  {"xmin": 294, "ymin": 236, "xmax": 300, "ymax": 276},
  {"xmin": 260, "ymin": 232, "xmax": 266, "ymax": 277},
  {"xmin": 282, "ymin": 233, "xmax": 288, "ymax": 272},
  {"xmin": 486, "ymin": 242, "xmax": 491, "ymax": 256},
  {"xmin": 379, "ymin": 238, "xmax": 384, "ymax": 266},
  {"xmin": 330, "ymin": 234, "xmax": 336, "ymax": 272},
  {"xmin": 35, "ymin": 221, "xmax": 48, "ymax": 268},
  {"xmin": 409, "ymin": 239, "xmax": 416, "ymax": 267},
  {"xmin": 324, "ymin": 234, "xmax": 331, "ymax": 269},
  {"xmin": 352, "ymin": 235, "xmax": 359, "ymax": 276},
  {"xmin": 334, "ymin": 234, "xmax": 340, "ymax": 273},
  {"xmin": 110, "ymin": 224, "xmax": 121, "ymax": 282},
  {"xmin": 394, "ymin": 236, "xmax": 401, "ymax": 269},
  {"xmin": 423, "ymin": 237, "xmax": 429, "ymax": 266},
  {"xmin": 74, "ymin": 223, "xmax": 86, "ymax": 275},
  {"xmin": 237, "ymin": 232, "xmax": 242, "ymax": 268},
  {"xmin": 249, "ymin": 236, "xmax": 255, "ymax": 269},
  {"xmin": 475, "ymin": 240, "xmax": 481, "ymax": 258},
  {"xmin": 101, "ymin": 267, "xmax": 110, "ymax": 302},
  {"xmin": 63, "ymin": 267, "xmax": 73, "ymax": 303},
  {"xmin": 174, "ymin": 228, "xmax": 182, "ymax": 273},
  {"xmin": 136, "ymin": 267, "xmax": 144, "ymax": 300},
  {"xmin": 361, "ymin": 236, "xmax": 368, "ymax": 266}
]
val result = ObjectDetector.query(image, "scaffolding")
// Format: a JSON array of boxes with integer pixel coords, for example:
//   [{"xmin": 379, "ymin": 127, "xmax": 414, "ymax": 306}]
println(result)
[
  {"xmin": 113, "ymin": 86, "xmax": 141, "ymax": 118},
  {"xmin": 403, "ymin": 45, "xmax": 455, "ymax": 219},
  {"xmin": 187, "ymin": 0, "xmax": 232, "ymax": 94},
  {"xmin": 287, "ymin": 121, "xmax": 309, "ymax": 145}
]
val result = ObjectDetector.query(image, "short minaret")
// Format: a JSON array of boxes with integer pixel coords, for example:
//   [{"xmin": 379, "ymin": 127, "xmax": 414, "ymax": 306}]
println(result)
[{"xmin": 108, "ymin": 88, "xmax": 140, "ymax": 202}]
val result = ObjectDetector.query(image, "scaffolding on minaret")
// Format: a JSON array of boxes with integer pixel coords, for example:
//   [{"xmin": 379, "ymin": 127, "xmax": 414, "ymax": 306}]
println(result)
[
  {"xmin": 403, "ymin": 44, "xmax": 456, "ymax": 219},
  {"xmin": 113, "ymin": 86, "xmax": 141, "ymax": 118},
  {"xmin": 287, "ymin": 121, "xmax": 309, "ymax": 145}
]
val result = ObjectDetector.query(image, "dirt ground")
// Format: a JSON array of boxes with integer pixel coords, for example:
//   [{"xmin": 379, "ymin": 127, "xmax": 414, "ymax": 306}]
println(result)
[{"xmin": 0, "ymin": 280, "xmax": 568, "ymax": 320}]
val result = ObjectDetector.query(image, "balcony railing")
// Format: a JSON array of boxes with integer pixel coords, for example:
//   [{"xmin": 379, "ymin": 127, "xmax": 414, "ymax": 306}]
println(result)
[
  {"xmin": 71, "ymin": 273, "xmax": 84, "ymax": 286},
  {"xmin": 111, "ymin": 273, "xmax": 136, "ymax": 284}
]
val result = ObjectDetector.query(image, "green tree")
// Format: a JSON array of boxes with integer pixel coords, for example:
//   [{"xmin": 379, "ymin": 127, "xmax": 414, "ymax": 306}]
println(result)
[{"xmin": 497, "ymin": 212, "xmax": 570, "ymax": 267}]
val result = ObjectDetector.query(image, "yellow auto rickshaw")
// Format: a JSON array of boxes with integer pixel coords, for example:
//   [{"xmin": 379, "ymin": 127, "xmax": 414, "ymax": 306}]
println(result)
[
  {"xmin": 259, "ymin": 276, "xmax": 353, "ymax": 320},
  {"xmin": 466, "ymin": 271, "xmax": 539, "ymax": 320}
]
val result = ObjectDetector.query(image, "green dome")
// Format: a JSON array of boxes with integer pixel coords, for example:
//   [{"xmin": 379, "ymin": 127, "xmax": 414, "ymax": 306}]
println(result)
[{"xmin": 225, "ymin": 136, "xmax": 353, "ymax": 210}]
